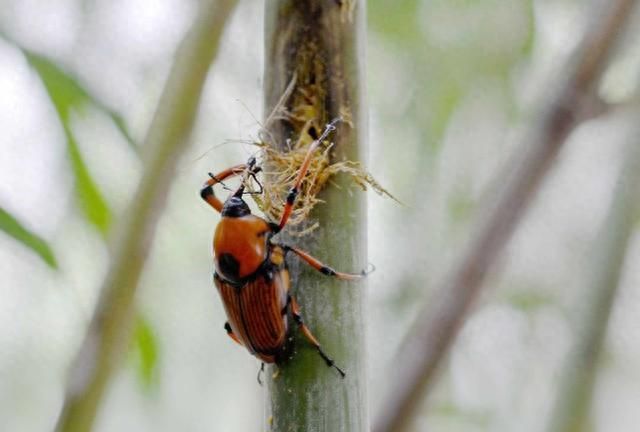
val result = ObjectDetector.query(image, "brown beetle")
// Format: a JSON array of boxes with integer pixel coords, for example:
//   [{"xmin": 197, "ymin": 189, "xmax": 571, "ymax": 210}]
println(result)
[{"xmin": 200, "ymin": 121, "xmax": 367, "ymax": 378}]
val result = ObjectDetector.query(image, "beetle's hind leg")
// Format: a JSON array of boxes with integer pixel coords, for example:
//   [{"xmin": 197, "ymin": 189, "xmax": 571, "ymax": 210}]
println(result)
[
  {"xmin": 257, "ymin": 362, "xmax": 265, "ymax": 385},
  {"xmin": 224, "ymin": 322, "xmax": 243, "ymax": 346},
  {"xmin": 283, "ymin": 245, "xmax": 373, "ymax": 281},
  {"xmin": 289, "ymin": 295, "xmax": 345, "ymax": 378}
]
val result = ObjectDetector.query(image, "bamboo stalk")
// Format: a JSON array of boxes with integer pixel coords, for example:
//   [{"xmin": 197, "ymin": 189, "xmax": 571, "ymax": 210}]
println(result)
[
  {"xmin": 373, "ymin": 1, "xmax": 638, "ymax": 431},
  {"xmin": 263, "ymin": 1, "xmax": 368, "ymax": 431},
  {"xmin": 55, "ymin": 1, "xmax": 238, "ymax": 431}
]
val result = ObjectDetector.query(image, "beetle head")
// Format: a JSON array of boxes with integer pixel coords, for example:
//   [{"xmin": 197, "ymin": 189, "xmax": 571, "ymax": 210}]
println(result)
[{"xmin": 221, "ymin": 195, "xmax": 251, "ymax": 218}]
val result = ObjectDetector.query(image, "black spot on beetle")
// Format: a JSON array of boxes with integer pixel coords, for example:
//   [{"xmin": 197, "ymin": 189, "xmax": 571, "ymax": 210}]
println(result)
[{"xmin": 218, "ymin": 253, "xmax": 240, "ymax": 281}]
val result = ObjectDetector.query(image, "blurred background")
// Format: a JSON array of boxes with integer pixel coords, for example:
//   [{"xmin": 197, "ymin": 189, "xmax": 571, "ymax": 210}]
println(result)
[{"xmin": 1, "ymin": 0, "xmax": 640, "ymax": 431}]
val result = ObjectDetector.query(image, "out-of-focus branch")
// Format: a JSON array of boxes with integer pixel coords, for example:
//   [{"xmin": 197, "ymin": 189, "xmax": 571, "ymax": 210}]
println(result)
[
  {"xmin": 55, "ymin": 1, "xmax": 238, "ymax": 431},
  {"xmin": 546, "ymin": 120, "xmax": 640, "ymax": 432},
  {"xmin": 373, "ymin": 1, "xmax": 638, "ymax": 431},
  {"xmin": 578, "ymin": 93, "xmax": 640, "ymax": 122}
]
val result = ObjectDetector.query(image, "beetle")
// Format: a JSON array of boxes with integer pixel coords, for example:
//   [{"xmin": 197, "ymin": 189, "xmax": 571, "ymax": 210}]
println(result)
[{"xmin": 200, "ymin": 121, "xmax": 367, "ymax": 378}]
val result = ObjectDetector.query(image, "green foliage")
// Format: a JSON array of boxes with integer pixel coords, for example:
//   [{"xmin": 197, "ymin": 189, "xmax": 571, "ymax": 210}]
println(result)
[
  {"xmin": 131, "ymin": 315, "xmax": 160, "ymax": 392},
  {"xmin": 0, "ymin": 206, "xmax": 58, "ymax": 268},
  {"xmin": 0, "ymin": 34, "xmax": 140, "ymax": 235},
  {"xmin": 65, "ymin": 132, "xmax": 112, "ymax": 234},
  {"xmin": 25, "ymin": 54, "xmax": 87, "ymax": 120},
  {"xmin": 25, "ymin": 52, "xmax": 115, "ymax": 235}
]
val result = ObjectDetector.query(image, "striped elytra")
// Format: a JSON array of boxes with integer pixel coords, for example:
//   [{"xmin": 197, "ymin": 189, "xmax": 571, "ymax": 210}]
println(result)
[{"xmin": 214, "ymin": 246, "xmax": 290, "ymax": 363}]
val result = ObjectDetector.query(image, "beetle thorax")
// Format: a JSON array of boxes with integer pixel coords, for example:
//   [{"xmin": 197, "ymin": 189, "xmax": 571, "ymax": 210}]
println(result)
[{"xmin": 213, "ymin": 215, "xmax": 271, "ymax": 283}]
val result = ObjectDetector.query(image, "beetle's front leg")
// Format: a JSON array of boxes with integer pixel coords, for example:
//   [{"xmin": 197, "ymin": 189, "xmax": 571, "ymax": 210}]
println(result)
[
  {"xmin": 275, "ymin": 119, "xmax": 341, "ymax": 231},
  {"xmin": 282, "ymin": 245, "xmax": 372, "ymax": 281},
  {"xmin": 200, "ymin": 164, "xmax": 246, "ymax": 213}
]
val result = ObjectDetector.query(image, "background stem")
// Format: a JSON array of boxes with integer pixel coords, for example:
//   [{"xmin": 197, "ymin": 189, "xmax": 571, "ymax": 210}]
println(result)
[
  {"xmin": 55, "ymin": 1, "xmax": 238, "ymax": 431},
  {"xmin": 373, "ymin": 1, "xmax": 638, "ymax": 431}
]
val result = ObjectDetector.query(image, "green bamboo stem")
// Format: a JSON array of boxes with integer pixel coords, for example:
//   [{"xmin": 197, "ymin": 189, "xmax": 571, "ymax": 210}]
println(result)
[
  {"xmin": 546, "ymin": 126, "xmax": 640, "ymax": 432},
  {"xmin": 264, "ymin": 1, "xmax": 368, "ymax": 431},
  {"xmin": 55, "ymin": 1, "xmax": 238, "ymax": 431}
]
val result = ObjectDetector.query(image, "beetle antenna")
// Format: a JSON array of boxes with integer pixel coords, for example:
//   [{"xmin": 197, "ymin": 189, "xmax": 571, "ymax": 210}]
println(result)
[
  {"xmin": 209, "ymin": 172, "xmax": 234, "ymax": 191},
  {"xmin": 208, "ymin": 172, "xmax": 225, "ymax": 186},
  {"xmin": 315, "ymin": 117, "xmax": 342, "ymax": 145}
]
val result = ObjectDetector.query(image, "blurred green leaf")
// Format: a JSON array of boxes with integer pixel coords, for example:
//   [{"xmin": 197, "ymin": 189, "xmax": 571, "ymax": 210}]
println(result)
[
  {"xmin": 25, "ymin": 52, "xmax": 114, "ymax": 235},
  {"xmin": 448, "ymin": 190, "xmax": 475, "ymax": 223},
  {"xmin": 369, "ymin": 0, "xmax": 421, "ymax": 43},
  {"xmin": 0, "ymin": 206, "xmax": 58, "ymax": 268},
  {"xmin": 521, "ymin": 0, "xmax": 536, "ymax": 57},
  {"xmin": 430, "ymin": 402, "xmax": 490, "ymax": 426},
  {"xmin": 66, "ymin": 130, "xmax": 112, "ymax": 234},
  {"xmin": 24, "ymin": 51, "xmax": 138, "ymax": 149},
  {"xmin": 25, "ymin": 54, "xmax": 86, "ymax": 120},
  {"xmin": 505, "ymin": 290, "xmax": 556, "ymax": 312},
  {"xmin": 132, "ymin": 315, "xmax": 160, "ymax": 392},
  {"xmin": 110, "ymin": 112, "xmax": 137, "ymax": 149},
  {"xmin": 430, "ymin": 84, "xmax": 462, "ymax": 149}
]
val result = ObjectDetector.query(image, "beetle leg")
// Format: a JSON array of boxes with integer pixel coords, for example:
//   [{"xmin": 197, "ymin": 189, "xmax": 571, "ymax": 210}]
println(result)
[
  {"xmin": 289, "ymin": 295, "xmax": 346, "ymax": 378},
  {"xmin": 276, "ymin": 119, "xmax": 341, "ymax": 231},
  {"xmin": 283, "ymin": 245, "xmax": 371, "ymax": 281},
  {"xmin": 224, "ymin": 322, "xmax": 243, "ymax": 346},
  {"xmin": 257, "ymin": 362, "xmax": 265, "ymax": 386},
  {"xmin": 200, "ymin": 164, "xmax": 246, "ymax": 213}
]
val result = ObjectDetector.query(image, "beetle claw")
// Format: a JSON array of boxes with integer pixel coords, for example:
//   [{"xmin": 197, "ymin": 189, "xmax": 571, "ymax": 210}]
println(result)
[
  {"xmin": 316, "ymin": 346, "xmax": 346, "ymax": 378},
  {"xmin": 328, "ymin": 361, "xmax": 346, "ymax": 378},
  {"xmin": 362, "ymin": 262, "xmax": 376, "ymax": 276}
]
